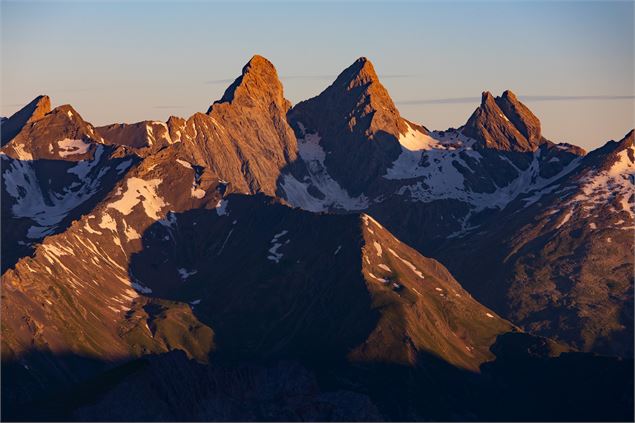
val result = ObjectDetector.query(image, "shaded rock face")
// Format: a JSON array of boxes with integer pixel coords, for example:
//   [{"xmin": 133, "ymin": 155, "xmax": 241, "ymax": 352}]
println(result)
[
  {"xmin": 463, "ymin": 90, "xmax": 544, "ymax": 152},
  {"xmin": 1, "ymin": 181, "xmax": 515, "ymax": 421},
  {"xmin": 6, "ymin": 337, "xmax": 633, "ymax": 422},
  {"xmin": 289, "ymin": 57, "xmax": 411, "ymax": 195},
  {"xmin": 437, "ymin": 130, "xmax": 635, "ymax": 357},
  {"xmin": 72, "ymin": 353, "xmax": 384, "ymax": 422},
  {"xmin": 0, "ymin": 104, "xmax": 136, "ymax": 272},
  {"xmin": 1, "ymin": 95, "xmax": 51, "ymax": 146}
]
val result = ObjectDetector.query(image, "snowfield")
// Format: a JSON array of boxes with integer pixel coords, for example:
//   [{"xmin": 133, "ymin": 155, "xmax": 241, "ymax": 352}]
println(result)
[{"xmin": 280, "ymin": 123, "xmax": 368, "ymax": 212}]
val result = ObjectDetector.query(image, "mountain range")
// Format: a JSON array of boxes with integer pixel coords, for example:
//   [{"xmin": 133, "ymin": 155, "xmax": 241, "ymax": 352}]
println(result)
[{"xmin": 1, "ymin": 55, "xmax": 633, "ymax": 421}]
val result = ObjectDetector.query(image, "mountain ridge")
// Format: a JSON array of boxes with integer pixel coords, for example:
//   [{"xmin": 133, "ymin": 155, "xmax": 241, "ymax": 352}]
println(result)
[{"xmin": 1, "ymin": 54, "xmax": 633, "ymax": 422}]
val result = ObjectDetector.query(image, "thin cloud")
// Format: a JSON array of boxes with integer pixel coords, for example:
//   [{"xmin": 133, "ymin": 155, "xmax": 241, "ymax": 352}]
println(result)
[
  {"xmin": 380, "ymin": 74, "xmax": 418, "ymax": 79},
  {"xmin": 397, "ymin": 95, "xmax": 635, "ymax": 106},
  {"xmin": 283, "ymin": 74, "xmax": 417, "ymax": 80},
  {"xmin": 282, "ymin": 75, "xmax": 334, "ymax": 81},
  {"xmin": 46, "ymin": 87, "xmax": 95, "ymax": 93},
  {"xmin": 204, "ymin": 75, "xmax": 334, "ymax": 84},
  {"xmin": 204, "ymin": 78, "xmax": 237, "ymax": 85},
  {"xmin": 522, "ymin": 95, "xmax": 634, "ymax": 102},
  {"xmin": 204, "ymin": 74, "xmax": 417, "ymax": 85},
  {"xmin": 397, "ymin": 97, "xmax": 478, "ymax": 105}
]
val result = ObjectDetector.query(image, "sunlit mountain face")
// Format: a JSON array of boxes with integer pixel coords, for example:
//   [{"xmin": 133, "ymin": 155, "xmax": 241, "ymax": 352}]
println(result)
[{"xmin": 1, "ymin": 55, "xmax": 633, "ymax": 422}]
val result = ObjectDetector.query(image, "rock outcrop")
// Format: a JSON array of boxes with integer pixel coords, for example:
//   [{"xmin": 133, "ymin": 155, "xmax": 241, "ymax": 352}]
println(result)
[{"xmin": 463, "ymin": 90, "xmax": 545, "ymax": 152}]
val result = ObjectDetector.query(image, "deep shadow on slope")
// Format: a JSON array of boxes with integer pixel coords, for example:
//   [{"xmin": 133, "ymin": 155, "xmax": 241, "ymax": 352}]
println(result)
[
  {"xmin": 3, "ymin": 195, "xmax": 632, "ymax": 421},
  {"xmin": 1, "ymin": 153, "xmax": 138, "ymax": 272},
  {"xmin": 120, "ymin": 194, "xmax": 631, "ymax": 421},
  {"xmin": 273, "ymin": 125, "xmax": 530, "ymax": 255},
  {"xmin": 3, "ymin": 335, "xmax": 632, "ymax": 422},
  {"xmin": 127, "ymin": 194, "xmax": 380, "ymax": 363},
  {"xmin": 1, "ymin": 350, "xmax": 139, "ymax": 421}
]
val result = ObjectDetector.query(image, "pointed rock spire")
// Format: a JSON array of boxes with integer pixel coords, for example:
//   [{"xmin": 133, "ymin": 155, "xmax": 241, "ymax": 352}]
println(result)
[
  {"xmin": 463, "ymin": 90, "xmax": 544, "ymax": 152},
  {"xmin": 1, "ymin": 95, "xmax": 51, "ymax": 146},
  {"xmin": 332, "ymin": 56, "xmax": 381, "ymax": 89},
  {"xmin": 288, "ymin": 57, "xmax": 412, "ymax": 195},
  {"xmin": 1, "ymin": 102, "xmax": 101, "ymax": 161},
  {"xmin": 207, "ymin": 55, "xmax": 290, "ymax": 113},
  {"xmin": 496, "ymin": 90, "xmax": 541, "ymax": 145},
  {"xmin": 174, "ymin": 55, "xmax": 298, "ymax": 196}
]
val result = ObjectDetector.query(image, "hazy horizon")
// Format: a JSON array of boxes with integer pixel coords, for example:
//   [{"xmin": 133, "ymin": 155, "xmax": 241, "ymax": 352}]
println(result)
[{"xmin": 2, "ymin": 1, "xmax": 633, "ymax": 151}]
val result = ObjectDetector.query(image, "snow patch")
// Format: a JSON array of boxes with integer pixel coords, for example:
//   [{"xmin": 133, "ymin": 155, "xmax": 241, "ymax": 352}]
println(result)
[
  {"xmin": 177, "ymin": 268, "xmax": 197, "ymax": 280},
  {"xmin": 131, "ymin": 281, "xmax": 153, "ymax": 294},
  {"xmin": 115, "ymin": 159, "xmax": 133, "ymax": 174},
  {"xmin": 397, "ymin": 122, "xmax": 438, "ymax": 151},
  {"xmin": 373, "ymin": 241, "xmax": 383, "ymax": 257},
  {"xmin": 108, "ymin": 178, "xmax": 166, "ymax": 220},
  {"xmin": 98, "ymin": 213, "xmax": 118, "ymax": 231},
  {"xmin": 388, "ymin": 248, "xmax": 424, "ymax": 279},
  {"xmin": 26, "ymin": 225, "xmax": 55, "ymax": 239},
  {"xmin": 2, "ymin": 145, "xmax": 107, "ymax": 234},
  {"xmin": 268, "ymin": 230, "xmax": 289, "ymax": 263},
  {"xmin": 57, "ymin": 138, "xmax": 91, "ymax": 157},
  {"xmin": 215, "ymin": 199, "xmax": 229, "ymax": 216},
  {"xmin": 280, "ymin": 126, "xmax": 368, "ymax": 212},
  {"xmin": 176, "ymin": 159, "xmax": 192, "ymax": 169},
  {"xmin": 191, "ymin": 187, "xmax": 206, "ymax": 199}
]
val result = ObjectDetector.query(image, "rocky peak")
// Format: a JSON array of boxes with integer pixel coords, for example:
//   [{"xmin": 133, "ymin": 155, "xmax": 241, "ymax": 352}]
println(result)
[
  {"xmin": 480, "ymin": 90, "xmax": 496, "ymax": 106},
  {"xmin": 288, "ymin": 57, "xmax": 411, "ymax": 195},
  {"xmin": 207, "ymin": 55, "xmax": 290, "ymax": 113},
  {"xmin": 334, "ymin": 56, "xmax": 380, "ymax": 89},
  {"xmin": 1, "ymin": 95, "xmax": 51, "ymax": 146},
  {"xmin": 581, "ymin": 129, "xmax": 634, "ymax": 174},
  {"xmin": 495, "ymin": 90, "xmax": 542, "ymax": 144},
  {"xmin": 463, "ymin": 90, "xmax": 544, "ymax": 152},
  {"xmin": 619, "ymin": 129, "xmax": 634, "ymax": 148},
  {"xmin": 1, "ymin": 103, "xmax": 102, "ymax": 161},
  {"xmin": 162, "ymin": 55, "xmax": 299, "ymax": 197},
  {"xmin": 327, "ymin": 57, "xmax": 401, "ymax": 122}
]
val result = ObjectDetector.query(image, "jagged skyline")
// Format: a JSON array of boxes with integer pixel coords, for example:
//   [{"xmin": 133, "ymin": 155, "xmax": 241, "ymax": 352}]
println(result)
[{"xmin": 2, "ymin": 1, "xmax": 633, "ymax": 151}]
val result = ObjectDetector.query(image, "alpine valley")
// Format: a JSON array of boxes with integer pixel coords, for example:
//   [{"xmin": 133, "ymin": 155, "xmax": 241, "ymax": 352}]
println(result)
[{"xmin": 1, "ymin": 55, "xmax": 633, "ymax": 421}]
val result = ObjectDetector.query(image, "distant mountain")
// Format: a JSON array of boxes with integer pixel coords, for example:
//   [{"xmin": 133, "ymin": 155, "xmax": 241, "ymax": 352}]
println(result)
[
  {"xmin": 1, "ymin": 95, "xmax": 51, "ymax": 147},
  {"xmin": 1, "ymin": 55, "xmax": 632, "ymax": 421},
  {"xmin": 96, "ymin": 120, "xmax": 174, "ymax": 150},
  {"xmin": 1, "ymin": 101, "xmax": 136, "ymax": 272},
  {"xmin": 438, "ymin": 130, "xmax": 634, "ymax": 356},
  {"xmin": 288, "ymin": 57, "xmax": 416, "ymax": 195},
  {"xmin": 463, "ymin": 90, "xmax": 544, "ymax": 152}
]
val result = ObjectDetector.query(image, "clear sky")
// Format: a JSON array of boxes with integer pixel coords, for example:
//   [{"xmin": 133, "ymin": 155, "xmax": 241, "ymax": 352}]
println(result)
[{"xmin": 1, "ymin": 1, "xmax": 633, "ymax": 151}]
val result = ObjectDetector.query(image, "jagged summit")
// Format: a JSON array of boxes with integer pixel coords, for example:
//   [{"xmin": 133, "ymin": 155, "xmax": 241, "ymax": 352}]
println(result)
[
  {"xmin": 582, "ymin": 129, "xmax": 634, "ymax": 172},
  {"xmin": 333, "ymin": 56, "xmax": 380, "ymax": 88},
  {"xmin": 1, "ymin": 95, "xmax": 51, "ymax": 146},
  {"xmin": 208, "ymin": 54, "xmax": 289, "ymax": 112},
  {"xmin": 288, "ymin": 57, "xmax": 414, "ymax": 194},
  {"xmin": 462, "ymin": 90, "xmax": 544, "ymax": 152},
  {"xmin": 0, "ymin": 101, "xmax": 104, "ymax": 161}
]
